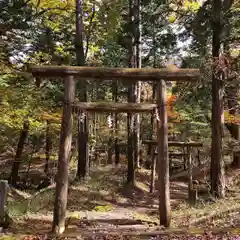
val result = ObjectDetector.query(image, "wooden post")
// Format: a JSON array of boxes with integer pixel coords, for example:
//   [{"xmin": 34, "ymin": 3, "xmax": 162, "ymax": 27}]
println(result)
[
  {"xmin": 52, "ymin": 76, "xmax": 75, "ymax": 235},
  {"xmin": 0, "ymin": 180, "xmax": 8, "ymax": 226},
  {"xmin": 156, "ymin": 80, "xmax": 171, "ymax": 227}
]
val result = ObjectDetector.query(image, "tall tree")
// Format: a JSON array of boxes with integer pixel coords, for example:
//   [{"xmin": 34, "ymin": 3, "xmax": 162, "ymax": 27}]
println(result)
[
  {"xmin": 75, "ymin": 0, "xmax": 89, "ymax": 181},
  {"xmin": 127, "ymin": 0, "xmax": 136, "ymax": 185},
  {"xmin": 9, "ymin": 119, "xmax": 29, "ymax": 186},
  {"xmin": 210, "ymin": 0, "xmax": 225, "ymax": 198},
  {"xmin": 134, "ymin": 0, "xmax": 142, "ymax": 168}
]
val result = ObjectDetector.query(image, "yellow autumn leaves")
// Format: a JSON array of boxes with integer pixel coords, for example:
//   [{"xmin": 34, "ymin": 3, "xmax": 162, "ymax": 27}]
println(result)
[
  {"xmin": 224, "ymin": 111, "xmax": 240, "ymax": 124},
  {"xmin": 168, "ymin": 0, "xmax": 201, "ymax": 23}
]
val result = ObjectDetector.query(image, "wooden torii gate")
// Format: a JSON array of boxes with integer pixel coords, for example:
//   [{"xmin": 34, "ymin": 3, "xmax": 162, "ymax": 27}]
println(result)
[{"xmin": 30, "ymin": 65, "xmax": 200, "ymax": 234}]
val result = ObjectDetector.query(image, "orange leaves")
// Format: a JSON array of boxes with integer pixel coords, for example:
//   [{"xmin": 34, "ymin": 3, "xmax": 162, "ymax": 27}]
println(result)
[
  {"xmin": 40, "ymin": 111, "xmax": 61, "ymax": 124},
  {"xmin": 167, "ymin": 94, "xmax": 182, "ymax": 122},
  {"xmin": 21, "ymin": 235, "xmax": 44, "ymax": 240},
  {"xmin": 167, "ymin": 95, "xmax": 177, "ymax": 106}
]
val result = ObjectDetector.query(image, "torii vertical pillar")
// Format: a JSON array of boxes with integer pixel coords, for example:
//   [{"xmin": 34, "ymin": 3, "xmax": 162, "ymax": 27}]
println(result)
[
  {"xmin": 52, "ymin": 76, "xmax": 75, "ymax": 234},
  {"xmin": 157, "ymin": 80, "xmax": 171, "ymax": 227}
]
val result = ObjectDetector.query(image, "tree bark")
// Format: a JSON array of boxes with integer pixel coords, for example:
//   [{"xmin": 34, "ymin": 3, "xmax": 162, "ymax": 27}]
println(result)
[
  {"xmin": 133, "ymin": 0, "xmax": 141, "ymax": 169},
  {"xmin": 148, "ymin": 24, "xmax": 157, "ymax": 156},
  {"xmin": 52, "ymin": 76, "xmax": 75, "ymax": 235},
  {"xmin": 44, "ymin": 120, "xmax": 51, "ymax": 174},
  {"xmin": 127, "ymin": 0, "xmax": 135, "ymax": 186},
  {"xmin": 0, "ymin": 180, "xmax": 8, "ymax": 226},
  {"xmin": 77, "ymin": 112, "xmax": 89, "ymax": 180},
  {"xmin": 9, "ymin": 119, "xmax": 29, "ymax": 186},
  {"xmin": 75, "ymin": 0, "xmax": 89, "ymax": 180},
  {"xmin": 114, "ymin": 81, "xmax": 120, "ymax": 165},
  {"xmin": 148, "ymin": 82, "xmax": 157, "ymax": 155},
  {"xmin": 210, "ymin": 0, "xmax": 225, "ymax": 198},
  {"xmin": 149, "ymin": 151, "xmax": 156, "ymax": 193},
  {"xmin": 108, "ymin": 81, "xmax": 118, "ymax": 165},
  {"xmin": 157, "ymin": 80, "xmax": 171, "ymax": 227}
]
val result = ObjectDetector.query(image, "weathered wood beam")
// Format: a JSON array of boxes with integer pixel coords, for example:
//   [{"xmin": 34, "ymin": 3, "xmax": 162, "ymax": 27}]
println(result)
[
  {"xmin": 52, "ymin": 76, "xmax": 75, "ymax": 234},
  {"xmin": 156, "ymin": 80, "xmax": 171, "ymax": 227},
  {"xmin": 142, "ymin": 140, "xmax": 203, "ymax": 147},
  {"xmin": 29, "ymin": 65, "xmax": 200, "ymax": 82},
  {"xmin": 72, "ymin": 102, "xmax": 157, "ymax": 113}
]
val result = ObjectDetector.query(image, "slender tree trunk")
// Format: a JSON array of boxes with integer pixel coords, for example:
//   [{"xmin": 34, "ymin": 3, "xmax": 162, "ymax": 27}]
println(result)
[
  {"xmin": 0, "ymin": 180, "xmax": 8, "ymax": 226},
  {"xmin": 52, "ymin": 76, "xmax": 75, "ymax": 235},
  {"xmin": 77, "ymin": 112, "xmax": 89, "ymax": 180},
  {"xmin": 210, "ymin": 0, "xmax": 225, "ymax": 198},
  {"xmin": 148, "ymin": 20, "xmax": 156, "ymax": 156},
  {"xmin": 44, "ymin": 120, "xmax": 51, "ymax": 174},
  {"xmin": 134, "ymin": 0, "xmax": 141, "ymax": 169},
  {"xmin": 114, "ymin": 81, "xmax": 120, "ymax": 165},
  {"xmin": 150, "ymin": 152, "xmax": 156, "ymax": 193},
  {"xmin": 127, "ymin": 0, "xmax": 135, "ymax": 185},
  {"xmin": 107, "ymin": 82, "xmax": 116, "ymax": 165},
  {"xmin": 75, "ymin": 0, "xmax": 89, "ymax": 180},
  {"xmin": 9, "ymin": 119, "xmax": 29, "ymax": 186}
]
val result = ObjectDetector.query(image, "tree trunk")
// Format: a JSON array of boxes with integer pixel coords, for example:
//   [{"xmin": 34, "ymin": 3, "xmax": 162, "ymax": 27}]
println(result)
[
  {"xmin": 148, "ymin": 22, "xmax": 157, "ymax": 156},
  {"xmin": 148, "ymin": 82, "xmax": 156, "ymax": 155},
  {"xmin": 210, "ymin": 0, "xmax": 225, "ymax": 198},
  {"xmin": 133, "ymin": 0, "xmax": 141, "ymax": 169},
  {"xmin": 127, "ymin": 0, "xmax": 135, "ymax": 185},
  {"xmin": 107, "ymin": 82, "xmax": 117, "ymax": 165},
  {"xmin": 157, "ymin": 80, "xmax": 171, "ymax": 227},
  {"xmin": 9, "ymin": 119, "xmax": 29, "ymax": 186},
  {"xmin": 114, "ymin": 81, "xmax": 120, "ymax": 165},
  {"xmin": 0, "ymin": 180, "xmax": 8, "ymax": 226},
  {"xmin": 77, "ymin": 112, "xmax": 89, "ymax": 180},
  {"xmin": 149, "ymin": 152, "xmax": 156, "ymax": 193},
  {"xmin": 75, "ymin": 0, "xmax": 89, "ymax": 180},
  {"xmin": 44, "ymin": 120, "xmax": 51, "ymax": 174},
  {"xmin": 52, "ymin": 76, "xmax": 75, "ymax": 235}
]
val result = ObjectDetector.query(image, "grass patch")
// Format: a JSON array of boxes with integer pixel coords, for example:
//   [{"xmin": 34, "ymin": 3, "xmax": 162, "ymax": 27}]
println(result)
[
  {"xmin": 93, "ymin": 204, "xmax": 114, "ymax": 212},
  {"xmin": 0, "ymin": 236, "xmax": 18, "ymax": 240}
]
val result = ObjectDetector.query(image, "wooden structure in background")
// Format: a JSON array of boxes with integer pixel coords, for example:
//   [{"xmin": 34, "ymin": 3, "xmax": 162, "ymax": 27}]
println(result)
[
  {"xmin": 143, "ymin": 140, "xmax": 203, "ymax": 203},
  {"xmin": 30, "ymin": 65, "xmax": 199, "ymax": 234}
]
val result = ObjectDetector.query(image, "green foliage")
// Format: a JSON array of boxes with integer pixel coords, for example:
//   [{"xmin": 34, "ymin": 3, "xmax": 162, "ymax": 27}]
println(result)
[
  {"xmin": 93, "ymin": 204, "xmax": 114, "ymax": 212},
  {"xmin": 1, "ymin": 0, "xmax": 239, "ymax": 162}
]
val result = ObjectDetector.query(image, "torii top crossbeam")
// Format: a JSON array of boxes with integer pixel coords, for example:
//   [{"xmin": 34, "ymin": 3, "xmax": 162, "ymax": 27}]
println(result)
[{"xmin": 29, "ymin": 65, "xmax": 200, "ymax": 81}]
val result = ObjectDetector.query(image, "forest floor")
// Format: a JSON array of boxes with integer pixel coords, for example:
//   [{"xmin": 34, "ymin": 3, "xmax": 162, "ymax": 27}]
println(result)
[{"xmin": 0, "ymin": 156, "xmax": 240, "ymax": 240}]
